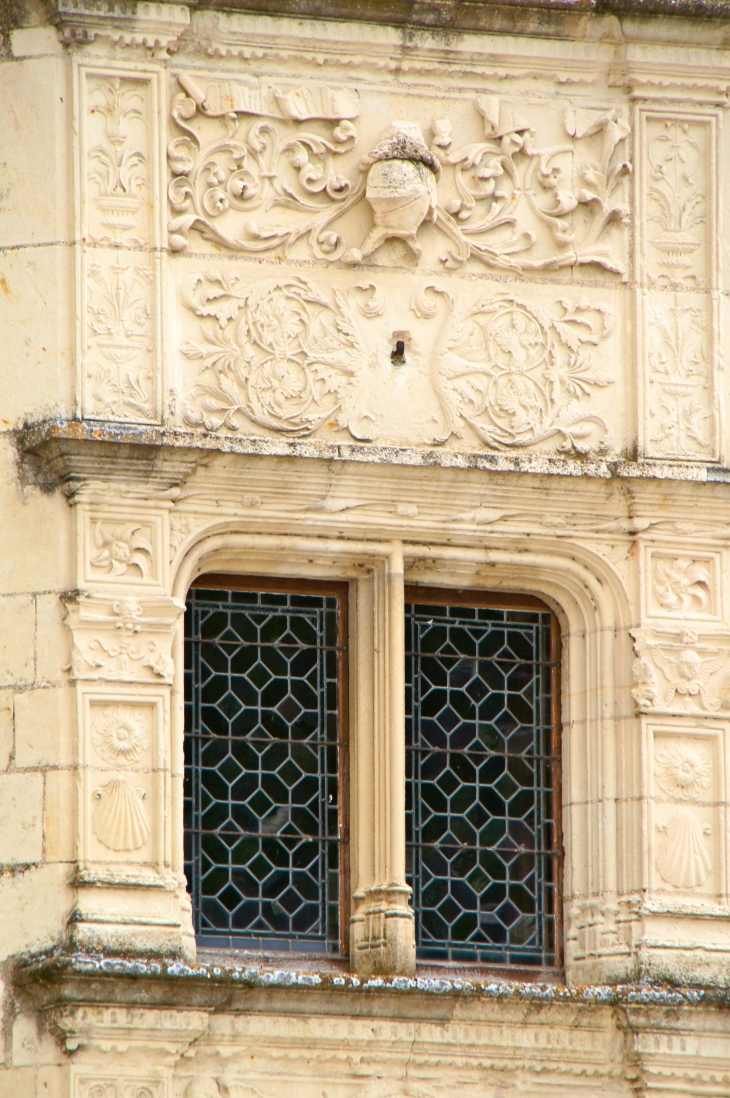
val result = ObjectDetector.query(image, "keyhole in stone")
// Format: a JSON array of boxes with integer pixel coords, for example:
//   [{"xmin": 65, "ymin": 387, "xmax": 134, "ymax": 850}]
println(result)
[{"xmin": 391, "ymin": 332, "xmax": 409, "ymax": 366}]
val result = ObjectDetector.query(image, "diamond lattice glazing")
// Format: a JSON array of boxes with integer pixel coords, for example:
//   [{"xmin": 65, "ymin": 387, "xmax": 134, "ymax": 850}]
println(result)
[
  {"xmin": 406, "ymin": 598, "xmax": 558, "ymax": 967},
  {"xmin": 184, "ymin": 586, "xmax": 344, "ymax": 952}
]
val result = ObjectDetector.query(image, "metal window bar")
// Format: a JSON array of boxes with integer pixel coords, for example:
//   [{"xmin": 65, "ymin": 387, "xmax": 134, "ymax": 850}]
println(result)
[
  {"xmin": 184, "ymin": 582, "xmax": 347, "ymax": 954},
  {"xmin": 405, "ymin": 594, "xmax": 560, "ymax": 968}
]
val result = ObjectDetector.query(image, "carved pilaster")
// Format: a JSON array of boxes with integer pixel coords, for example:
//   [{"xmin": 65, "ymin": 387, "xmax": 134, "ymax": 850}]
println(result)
[
  {"xmin": 637, "ymin": 107, "xmax": 721, "ymax": 463},
  {"xmin": 66, "ymin": 492, "xmax": 192, "ymax": 957},
  {"xmin": 75, "ymin": 62, "xmax": 166, "ymax": 424}
]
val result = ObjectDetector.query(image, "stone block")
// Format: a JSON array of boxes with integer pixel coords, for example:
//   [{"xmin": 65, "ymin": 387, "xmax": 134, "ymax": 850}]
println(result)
[
  {"xmin": 35, "ymin": 595, "xmax": 68, "ymax": 685},
  {"xmin": 0, "ymin": 1068, "xmax": 35, "ymax": 1098},
  {"xmin": 12, "ymin": 1016, "xmax": 61, "ymax": 1068},
  {"xmin": 14, "ymin": 687, "xmax": 74, "ymax": 769},
  {"xmin": 0, "ymin": 56, "xmax": 70, "ymax": 249},
  {"xmin": 0, "ymin": 595, "xmax": 34, "ymax": 687},
  {"xmin": 35, "ymin": 1066, "xmax": 66, "ymax": 1098},
  {"xmin": 0, "ymin": 441, "xmax": 72, "ymax": 593},
  {"xmin": 43, "ymin": 769, "xmax": 75, "ymax": 864},
  {"xmin": 0, "ymin": 773, "xmax": 43, "ymax": 864},
  {"xmin": 0, "ymin": 691, "xmax": 12, "ymax": 771},
  {"xmin": 0, "ymin": 248, "xmax": 75, "ymax": 427},
  {"xmin": 0, "ymin": 863, "xmax": 73, "ymax": 962}
]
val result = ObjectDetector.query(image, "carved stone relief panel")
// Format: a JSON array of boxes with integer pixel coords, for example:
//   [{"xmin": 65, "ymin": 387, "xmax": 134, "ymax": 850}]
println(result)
[
  {"xmin": 65, "ymin": 594, "xmax": 183, "ymax": 684},
  {"xmin": 631, "ymin": 628, "xmax": 730, "ymax": 716},
  {"xmin": 645, "ymin": 546, "xmax": 722, "ymax": 623},
  {"xmin": 175, "ymin": 268, "xmax": 620, "ymax": 456},
  {"xmin": 167, "ymin": 74, "xmax": 630, "ymax": 277},
  {"xmin": 79, "ymin": 506, "xmax": 167, "ymax": 590},
  {"xmin": 79, "ymin": 689, "xmax": 169, "ymax": 875},
  {"xmin": 74, "ymin": 1078, "xmax": 166, "ymax": 1098},
  {"xmin": 638, "ymin": 110, "xmax": 720, "ymax": 463},
  {"xmin": 77, "ymin": 63, "xmax": 164, "ymax": 424},
  {"xmin": 647, "ymin": 724, "xmax": 726, "ymax": 898}
]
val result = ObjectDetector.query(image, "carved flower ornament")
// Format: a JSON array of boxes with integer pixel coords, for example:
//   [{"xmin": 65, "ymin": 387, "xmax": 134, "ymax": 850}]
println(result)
[
  {"xmin": 655, "ymin": 739, "xmax": 711, "ymax": 801},
  {"xmin": 92, "ymin": 705, "xmax": 149, "ymax": 766},
  {"xmin": 653, "ymin": 557, "xmax": 711, "ymax": 614},
  {"xmin": 90, "ymin": 522, "xmax": 152, "ymax": 577}
]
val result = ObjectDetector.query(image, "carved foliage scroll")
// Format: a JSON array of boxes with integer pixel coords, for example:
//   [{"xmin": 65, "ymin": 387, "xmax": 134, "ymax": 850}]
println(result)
[
  {"xmin": 168, "ymin": 76, "xmax": 630, "ymax": 277},
  {"xmin": 639, "ymin": 112, "xmax": 719, "ymax": 462},
  {"xmin": 182, "ymin": 274, "xmax": 614, "ymax": 455},
  {"xmin": 75, "ymin": 1078, "xmax": 164, "ymax": 1098},
  {"xmin": 78, "ymin": 66, "xmax": 162, "ymax": 424}
]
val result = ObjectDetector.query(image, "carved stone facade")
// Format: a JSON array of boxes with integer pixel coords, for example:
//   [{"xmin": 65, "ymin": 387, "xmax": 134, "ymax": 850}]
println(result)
[{"xmin": 5, "ymin": 0, "xmax": 730, "ymax": 1094}]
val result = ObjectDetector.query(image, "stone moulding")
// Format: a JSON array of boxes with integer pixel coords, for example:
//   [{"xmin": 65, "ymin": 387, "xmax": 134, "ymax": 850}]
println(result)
[
  {"xmin": 52, "ymin": 0, "xmax": 193, "ymax": 49},
  {"xmin": 206, "ymin": 0, "xmax": 730, "ymax": 21},
  {"xmin": 17, "ymin": 420, "xmax": 726, "ymax": 490},
  {"xmin": 15, "ymin": 950, "xmax": 730, "ymax": 1008},
  {"xmin": 14, "ymin": 953, "xmax": 730, "ymax": 1098}
]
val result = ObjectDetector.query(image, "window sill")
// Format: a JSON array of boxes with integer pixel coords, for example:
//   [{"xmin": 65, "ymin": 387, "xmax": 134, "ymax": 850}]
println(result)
[{"xmin": 17, "ymin": 950, "xmax": 728, "ymax": 1016}]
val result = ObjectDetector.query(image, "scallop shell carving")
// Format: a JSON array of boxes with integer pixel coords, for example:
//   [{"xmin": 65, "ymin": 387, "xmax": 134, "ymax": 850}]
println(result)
[
  {"xmin": 93, "ymin": 777, "xmax": 150, "ymax": 851},
  {"xmin": 656, "ymin": 807, "xmax": 712, "ymax": 889}
]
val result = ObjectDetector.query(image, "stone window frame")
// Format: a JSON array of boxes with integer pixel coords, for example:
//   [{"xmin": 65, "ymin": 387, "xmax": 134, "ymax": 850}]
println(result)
[{"xmin": 172, "ymin": 531, "xmax": 628, "ymax": 978}]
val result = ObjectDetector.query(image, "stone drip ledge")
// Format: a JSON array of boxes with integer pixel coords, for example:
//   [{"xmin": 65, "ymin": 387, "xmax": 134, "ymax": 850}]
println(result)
[
  {"xmin": 18, "ymin": 419, "xmax": 730, "ymax": 491},
  {"xmin": 15, "ymin": 951, "xmax": 730, "ymax": 1012}
]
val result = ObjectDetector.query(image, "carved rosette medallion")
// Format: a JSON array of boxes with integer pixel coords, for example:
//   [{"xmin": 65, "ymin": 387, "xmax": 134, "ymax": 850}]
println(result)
[
  {"xmin": 92, "ymin": 706, "xmax": 150, "ymax": 766},
  {"xmin": 651, "ymin": 556, "xmax": 712, "ymax": 616}
]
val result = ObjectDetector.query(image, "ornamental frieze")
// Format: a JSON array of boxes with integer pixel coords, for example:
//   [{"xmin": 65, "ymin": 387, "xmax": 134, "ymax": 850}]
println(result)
[{"xmin": 167, "ymin": 75, "xmax": 631, "ymax": 276}]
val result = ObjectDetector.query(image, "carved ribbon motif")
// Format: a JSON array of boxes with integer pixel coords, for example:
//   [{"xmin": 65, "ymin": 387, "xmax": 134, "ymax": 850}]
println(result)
[
  {"xmin": 183, "ymin": 274, "xmax": 613, "ymax": 454},
  {"xmin": 168, "ymin": 76, "xmax": 630, "ymax": 275}
]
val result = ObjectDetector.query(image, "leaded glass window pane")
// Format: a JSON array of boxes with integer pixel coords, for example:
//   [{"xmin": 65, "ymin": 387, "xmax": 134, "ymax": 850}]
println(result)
[
  {"xmin": 184, "ymin": 582, "xmax": 346, "ymax": 953},
  {"xmin": 405, "ymin": 594, "xmax": 559, "ymax": 967}
]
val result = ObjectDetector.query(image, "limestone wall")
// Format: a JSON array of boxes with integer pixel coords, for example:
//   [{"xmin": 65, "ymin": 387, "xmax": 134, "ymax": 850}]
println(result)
[{"xmin": 4, "ymin": 1, "xmax": 730, "ymax": 1094}]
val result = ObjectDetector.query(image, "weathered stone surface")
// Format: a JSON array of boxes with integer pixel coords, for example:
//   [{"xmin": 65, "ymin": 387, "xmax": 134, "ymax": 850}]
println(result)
[{"xmin": 4, "ymin": 0, "xmax": 730, "ymax": 1093}]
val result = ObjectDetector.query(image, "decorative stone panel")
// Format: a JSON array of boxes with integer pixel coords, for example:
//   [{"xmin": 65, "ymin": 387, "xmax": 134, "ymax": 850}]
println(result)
[
  {"xmin": 75, "ymin": 62, "xmax": 165, "ymax": 424},
  {"xmin": 637, "ymin": 108, "xmax": 721, "ymax": 463}
]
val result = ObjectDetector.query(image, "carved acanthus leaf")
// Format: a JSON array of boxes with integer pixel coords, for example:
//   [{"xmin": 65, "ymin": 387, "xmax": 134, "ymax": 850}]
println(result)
[
  {"xmin": 168, "ymin": 79, "xmax": 630, "ymax": 276},
  {"xmin": 182, "ymin": 274, "xmax": 614, "ymax": 455}
]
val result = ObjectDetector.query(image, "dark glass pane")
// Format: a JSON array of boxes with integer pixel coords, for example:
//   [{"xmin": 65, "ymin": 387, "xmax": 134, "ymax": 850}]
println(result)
[
  {"xmin": 406, "ymin": 599, "xmax": 557, "ymax": 967},
  {"xmin": 185, "ymin": 585, "xmax": 343, "ymax": 953}
]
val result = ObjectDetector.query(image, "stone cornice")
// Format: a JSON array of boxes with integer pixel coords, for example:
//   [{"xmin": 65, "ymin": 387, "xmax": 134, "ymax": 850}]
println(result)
[
  {"xmin": 19, "ymin": 419, "xmax": 730, "ymax": 492},
  {"xmin": 195, "ymin": 0, "xmax": 730, "ymax": 28},
  {"xmin": 51, "ymin": 0, "xmax": 195, "ymax": 49}
]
